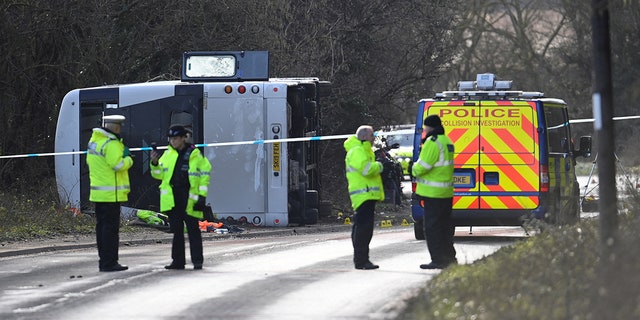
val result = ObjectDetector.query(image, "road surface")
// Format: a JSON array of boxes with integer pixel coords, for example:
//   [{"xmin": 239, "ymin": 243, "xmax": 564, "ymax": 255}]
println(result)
[{"xmin": 0, "ymin": 226, "xmax": 527, "ymax": 320}]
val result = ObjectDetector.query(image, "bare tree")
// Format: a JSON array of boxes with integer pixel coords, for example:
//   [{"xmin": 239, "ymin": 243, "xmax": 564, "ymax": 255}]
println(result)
[{"xmin": 0, "ymin": 0, "xmax": 463, "ymax": 208}]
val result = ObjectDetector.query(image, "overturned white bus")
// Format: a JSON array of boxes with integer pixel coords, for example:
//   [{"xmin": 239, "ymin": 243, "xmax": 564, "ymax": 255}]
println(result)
[{"xmin": 55, "ymin": 51, "xmax": 330, "ymax": 226}]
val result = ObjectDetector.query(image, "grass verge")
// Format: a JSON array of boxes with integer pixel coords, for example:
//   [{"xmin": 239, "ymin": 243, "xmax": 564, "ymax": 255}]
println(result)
[
  {"xmin": 401, "ymin": 211, "xmax": 640, "ymax": 319},
  {"xmin": 0, "ymin": 188, "xmax": 95, "ymax": 242}
]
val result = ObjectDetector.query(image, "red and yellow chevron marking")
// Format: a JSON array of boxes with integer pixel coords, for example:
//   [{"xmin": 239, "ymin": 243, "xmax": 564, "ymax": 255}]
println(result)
[{"xmin": 425, "ymin": 100, "xmax": 540, "ymax": 210}]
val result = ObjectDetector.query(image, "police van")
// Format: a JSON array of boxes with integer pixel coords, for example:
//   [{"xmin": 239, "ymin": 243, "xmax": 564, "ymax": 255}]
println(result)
[
  {"xmin": 55, "ymin": 51, "xmax": 330, "ymax": 226},
  {"xmin": 410, "ymin": 73, "xmax": 591, "ymax": 238}
]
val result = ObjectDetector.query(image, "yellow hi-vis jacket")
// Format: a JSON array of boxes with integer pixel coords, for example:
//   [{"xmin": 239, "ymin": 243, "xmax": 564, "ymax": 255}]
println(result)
[
  {"xmin": 343, "ymin": 136, "xmax": 384, "ymax": 210},
  {"xmin": 412, "ymin": 134, "xmax": 455, "ymax": 198},
  {"xmin": 86, "ymin": 128, "xmax": 133, "ymax": 202},
  {"xmin": 150, "ymin": 145, "xmax": 211, "ymax": 219}
]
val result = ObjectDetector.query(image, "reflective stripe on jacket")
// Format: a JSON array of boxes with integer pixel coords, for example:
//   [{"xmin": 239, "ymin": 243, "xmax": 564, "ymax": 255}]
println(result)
[
  {"xmin": 150, "ymin": 145, "xmax": 212, "ymax": 219},
  {"xmin": 343, "ymin": 136, "xmax": 384, "ymax": 210},
  {"xmin": 412, "ymin": 134, "xmax": 454, "ymax": 198},
  {"xmin": 86, "ymin": 128, "xmax": 133, "ymax": 202}
]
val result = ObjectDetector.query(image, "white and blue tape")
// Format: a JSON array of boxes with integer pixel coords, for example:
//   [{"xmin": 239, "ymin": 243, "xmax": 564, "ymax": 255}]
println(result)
[{"xmin": 0, "ymin": 131, "xmax": 399, "ymax": 159}]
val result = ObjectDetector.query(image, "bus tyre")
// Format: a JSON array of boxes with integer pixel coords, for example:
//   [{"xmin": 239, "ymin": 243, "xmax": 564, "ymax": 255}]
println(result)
[
  {"xmin": 304, "ymin": 208, "xmax": 319, "ymax": 225},
  {"xmin": 305, "ymin": 190, "xmax": 319, "ymax": 210},
  {"xmin": 318, "ymin": 200, "xmax": 332, "ymax": 217},
  {"xmin": 414, "ymin": 218, "xmax": 425, "ymax": 240}
]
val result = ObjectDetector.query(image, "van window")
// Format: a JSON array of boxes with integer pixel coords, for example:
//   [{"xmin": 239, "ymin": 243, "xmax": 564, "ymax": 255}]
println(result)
[
  {"xmin": 385, "ymin": 133, "xmax": 413, "ymax": 148},
  {"xmin": 545, "ymin": 107, "xmax": 570, "ymax": 153}
]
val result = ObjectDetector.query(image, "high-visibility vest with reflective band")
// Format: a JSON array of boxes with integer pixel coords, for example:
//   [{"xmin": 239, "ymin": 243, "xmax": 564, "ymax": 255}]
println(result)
[
  {"xmin": 150, "ymin": 145, "xmax": 211, "ymax": 219},
  {"xmin": 86, "ymin": 128, "xmax": 133, "ymax": 202},
  {"xmin": 412, "ymin": 134, "xmax": 455, "ymax": 198},
  {"xmin": 343, "ymin": 136, "xmax": 385, "ymax": 210}
]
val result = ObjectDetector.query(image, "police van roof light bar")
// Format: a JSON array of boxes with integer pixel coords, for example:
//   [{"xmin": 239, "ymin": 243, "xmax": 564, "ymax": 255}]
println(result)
[
  {"xmin": 458, "ymin": 81, "xmax": 475, "ymax": 91},
  {"xmin": 456, "ymin": 73, "xmax": 514, "ymax": 91},
  {"xmin": 435, "ymin": 90, "xmax": 544, "ymax": 100},
  {"xmin": 476, "ymin": 73, "xmax": 495, "ymax": 90},
  {"xmin": 495, "ymin": 80, "xmax": 512, "ymax": 90}
]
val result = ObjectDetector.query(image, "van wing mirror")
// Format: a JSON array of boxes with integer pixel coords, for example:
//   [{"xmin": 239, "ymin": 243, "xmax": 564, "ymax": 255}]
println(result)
[{"xmin": 577, "ymin": 136, "xmax": 592, "ymax": 158}]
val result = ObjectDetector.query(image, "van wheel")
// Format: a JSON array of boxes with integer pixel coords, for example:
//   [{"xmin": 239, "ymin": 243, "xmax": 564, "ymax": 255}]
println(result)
[
  {"xmin": 414, "ymin": 218, "xmax": 425, "ymax": 240},
  {"xmin": 556, "ymin": 197, "xmax": 580, "ymax": 225},
  {"xmin": 566, "ymin": 199, "xmax": 580, "ymax": 224},
  {"xmin": 581, "ymin": 199, "xmax": 598, "ymax": 212}
]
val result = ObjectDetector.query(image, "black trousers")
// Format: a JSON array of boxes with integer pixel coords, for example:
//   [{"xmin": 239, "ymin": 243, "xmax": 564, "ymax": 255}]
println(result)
[
  {"xmin": 168, "ymin": 195, "xmax": 203, "ymax": 266},
  {"xmin": 95, "ymin": 202, "xmax": 121, "ymax": 269},
  {"xmin": 352, "ymin": 200, "xmax": 376, "ymax": 266},
  {"xmin": 423, "ymin": 197, "xmax": 456, "ymax": 264}
]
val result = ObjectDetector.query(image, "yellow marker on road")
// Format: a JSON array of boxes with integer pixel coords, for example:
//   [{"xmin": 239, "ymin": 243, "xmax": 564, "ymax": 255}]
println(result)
[{"xmin": 381, "ymin": 220, "xmax": 392, "ymax": 228}]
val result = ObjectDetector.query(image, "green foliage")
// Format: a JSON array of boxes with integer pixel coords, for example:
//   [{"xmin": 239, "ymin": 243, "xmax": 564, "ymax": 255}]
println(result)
[
  {"xmin": 402, "ymin": 216, "xmax": 640, "ymax": 319},
  {"xmin": 0, "ymin": 183, "xmax": 94, "ymax": 241}
]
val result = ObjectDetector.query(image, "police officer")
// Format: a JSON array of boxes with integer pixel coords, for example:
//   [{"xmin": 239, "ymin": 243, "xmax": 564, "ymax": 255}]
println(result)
[
  {"xmin": 150, "ymin": 125, "xmax": 211, "ymax": 270},
  {"xmin": 344, "ymin": 125, "xmax": 385, "ymax": 270},
  {"xmin": 87, "ymin": 114, "xmax": 133, "ymax": 272},
  {"xmin": 412, "ymin": 115, "xmax": 456, "ymax": 269}
]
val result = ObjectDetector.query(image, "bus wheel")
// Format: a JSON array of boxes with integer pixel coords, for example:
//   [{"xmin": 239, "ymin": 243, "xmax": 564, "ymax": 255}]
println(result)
[
  {"xmin": 305, "ymin": 190, "xmax": 319, "ymax": 209},
  {"xmin": 304, "ymin": 208, "xmax": 319, "ymax": 225}
]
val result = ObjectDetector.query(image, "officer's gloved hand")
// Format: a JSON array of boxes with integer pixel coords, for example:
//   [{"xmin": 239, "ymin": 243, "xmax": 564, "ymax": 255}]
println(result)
[
  {"xmin": 123, "ymin": 146, "xmax": 131, "ymax": 157},
  {"xmin": 194, "ymin": 196, "xmax": 206, "ymax": 211}
]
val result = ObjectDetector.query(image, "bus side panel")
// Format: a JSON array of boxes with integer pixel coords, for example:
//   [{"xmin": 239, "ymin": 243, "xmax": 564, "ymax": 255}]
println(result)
[
  {"xmin": 55, "ymin": 90, "xmax": 81, "ymax": 209},
  {"xmin": 265, "ymin": 84, "xmax": 288, "ymax": 226}
]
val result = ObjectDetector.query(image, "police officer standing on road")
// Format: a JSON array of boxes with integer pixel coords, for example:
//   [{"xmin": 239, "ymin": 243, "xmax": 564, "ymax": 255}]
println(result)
[
  {"xmin": 412, "ymin": 115, "xmax": 457, "ymax": 269},
  {"xmin": 344, "ymin": 125, "xmax": 385, "ymax": 270},
  {"xmin": 87, "ymin": 114, "xmax": 133, "ymax": 272},
  {"xmin": 150, "ymin": 125, "xmax": 211, "ymax": 270}
]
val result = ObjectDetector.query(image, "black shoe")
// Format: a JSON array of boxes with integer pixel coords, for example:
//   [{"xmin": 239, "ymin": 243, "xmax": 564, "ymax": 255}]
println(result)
[
  {"xmin": 100, "ymin": 264, "xmax": 128, "ymax": 272},
  {"xmin": 193, "ymin": 264, "xmax": 203, "ymax": 270},
  {"xmin": 420, "ymin": 262, "xmax": 447, "ymax": 269},
  {"xmin": 355, "ymin": 262, "xmax": 379, "ymax": 270},
  {"xmin": 164, "ymin": 263, "xmax": 185, "ymax": 270}
]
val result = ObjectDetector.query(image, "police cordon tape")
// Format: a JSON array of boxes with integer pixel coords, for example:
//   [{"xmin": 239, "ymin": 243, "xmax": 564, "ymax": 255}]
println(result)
[
  {"xmin": 0, "ymin": 131, "xmax": 401, "ymax": 160},
  {"xmin": 6, "ymin": 115, "xmax": 640, "ymax": 160}
]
